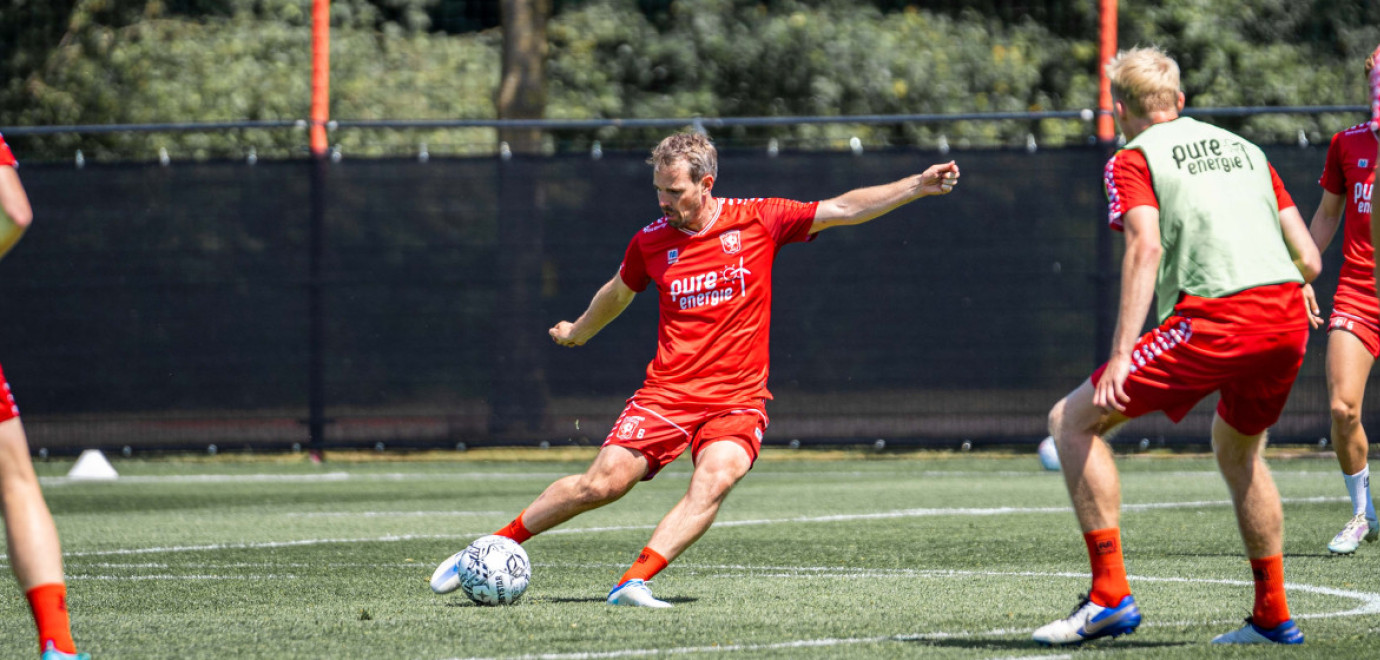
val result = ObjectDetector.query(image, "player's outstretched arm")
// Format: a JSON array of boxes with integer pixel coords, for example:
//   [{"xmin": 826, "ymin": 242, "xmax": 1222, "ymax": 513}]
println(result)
[
  {"xmin": 1095, "ymin": 206, "xmax": 1161, "ymax": 413},
  {"xmin": 808, "ymin": 160, "xmax": 959, "ymax": 234},
  {"xmin": 549, "ymin": 274, "xmax": 637, "ymax": 347},
  {"xmin": 0, "ymin": 165, "xmax": 33, "ymax": 261}
]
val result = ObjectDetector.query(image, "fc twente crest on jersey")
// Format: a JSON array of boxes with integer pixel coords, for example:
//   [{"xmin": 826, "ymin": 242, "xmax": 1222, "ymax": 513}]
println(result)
[{"xmin": 719, "ymin": 230, "xmax": 742, "ymax": 254}]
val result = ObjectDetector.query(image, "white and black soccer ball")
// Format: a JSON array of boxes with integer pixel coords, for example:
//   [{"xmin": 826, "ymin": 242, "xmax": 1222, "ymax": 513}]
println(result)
[
  {"xmin": 430, "ymin": 535, "xmax": 531, "ymax": 605},
  {"xmin": 1037, "ymin": 436, "xmax": 1061, "ymax": 472}
]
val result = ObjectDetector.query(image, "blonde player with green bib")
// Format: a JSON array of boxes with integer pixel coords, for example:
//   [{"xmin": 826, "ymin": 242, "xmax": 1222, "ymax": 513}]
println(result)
[{"xmin": 1033, "ymin": 47, "xmax": 1321, "ymax": 647}]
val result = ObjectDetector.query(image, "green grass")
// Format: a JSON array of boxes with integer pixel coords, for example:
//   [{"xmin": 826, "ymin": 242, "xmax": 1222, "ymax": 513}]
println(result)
[{"xmin": 4, "ymin": 449, "xmax": 1378, "ymax": 659}]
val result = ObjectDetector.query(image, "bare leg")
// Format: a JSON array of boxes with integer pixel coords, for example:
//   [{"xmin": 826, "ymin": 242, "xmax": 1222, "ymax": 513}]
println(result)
[
  {"xmin": 645, "ymin": 441, "xmax": 752, "ymax": 561},
  {"xmin": 520, "ymin": 445, "xmax": 648, "ymax": 534},
  {"xmin": 0, "ymin": 418, "xmax": 64, "ymax": 590},
  {"xmin": 1325, "ymin": 332, "xmax": 1372, "ymax": 476},
  {"xmin": 1211, "ymin": 415, "xmax": 1282, "ymax": 559},
  {"xmin": 1049, "ymin": 378, "xmax": 1130, "ymax": 533}
]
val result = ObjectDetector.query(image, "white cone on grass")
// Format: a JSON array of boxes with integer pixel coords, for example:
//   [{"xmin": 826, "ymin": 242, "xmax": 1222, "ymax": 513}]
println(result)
[{"xmin": 67, "ymin": 449, "xmax": 118, "ymax": 480}]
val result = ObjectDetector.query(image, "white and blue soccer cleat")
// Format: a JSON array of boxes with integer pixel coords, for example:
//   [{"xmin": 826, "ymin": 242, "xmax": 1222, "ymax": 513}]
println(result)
[
  {"xmin": 40, "ymin": 641, "xmax": 91, "ymax": 660},
  {"xmin": 606, "ymin": 579, "xmax": 672, "ymax": 608},
  {"xmin": 1327, "ymin": 514, "xmax": 1378, "ymax": 555},
  {"xmin": 1032, "ymin": 594, "xmax": 1141, "ymax": 646},
  {"xmin": 429, "ymin": 550, "xmax": 464, "ymax": 594},
  {"xmin": 1211, "ymin": 617, "xmax": 1304, "ymax": 644}
]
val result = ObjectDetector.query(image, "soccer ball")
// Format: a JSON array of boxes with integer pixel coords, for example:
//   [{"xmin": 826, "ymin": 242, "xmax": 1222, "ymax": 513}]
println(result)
[
  {"xmin": 1037, "ymin": 436, "xmax": 1061, "ymax": 472},
  {"xmin": 430, "ymin": 535, "xmax": 531, "ymax": 605}
]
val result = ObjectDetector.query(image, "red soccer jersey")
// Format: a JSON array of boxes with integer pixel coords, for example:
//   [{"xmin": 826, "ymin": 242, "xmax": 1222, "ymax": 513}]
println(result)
[
  {"xmin": 1104, "ymin": 148, "xmax": 1302, "ymax": 330},
  {"xmin": 618, "ymin": 197, "xmax": 818, "ymax": 406},
  {"xmin": 0, "ymin": 133, "xmax": 15, "ymax": 167},
  {"xmin": 1319, "ymin": 123, "xmax": 1378, "ymax": 323}
]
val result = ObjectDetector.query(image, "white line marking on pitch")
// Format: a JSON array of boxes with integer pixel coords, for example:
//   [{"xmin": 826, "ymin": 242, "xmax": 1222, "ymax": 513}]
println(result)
[
  {"xmin": 38, "ymin": 472, "xmax": 570, "ymax": 487},
  {"xmin": 440, "ymin": 569, "xmax": 1380, "ymax": 660},
  {"xmin": 282, "ymin": 510, "xmax": 506, "ymax": 518},
  {"xmin": 36, "ymin": 468, "xmax": 1344, "ymax": 488},
  {"xmin": 30, "ymin": 495, "xmax": 1347, "ymax": 560},
  {"xmin": 67, "ymin": 574, "xmax": 299, "ymax": 581}
]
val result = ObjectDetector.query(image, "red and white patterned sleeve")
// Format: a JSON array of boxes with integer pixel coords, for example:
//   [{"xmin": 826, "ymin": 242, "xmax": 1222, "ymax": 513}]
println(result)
[
  {"xmin": 1370, "ymin": 45, "xmax": 1380, "ymax": 132},
  {"xmin": 1104, "ymin": 148, "xmax": 1156, "ymax": 232}
]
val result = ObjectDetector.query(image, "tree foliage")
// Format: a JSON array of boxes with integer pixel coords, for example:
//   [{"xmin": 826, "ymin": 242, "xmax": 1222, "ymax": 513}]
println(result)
[{"xmin": 0, "ymin": 0, "xmax": 1377, "ymax": 161}]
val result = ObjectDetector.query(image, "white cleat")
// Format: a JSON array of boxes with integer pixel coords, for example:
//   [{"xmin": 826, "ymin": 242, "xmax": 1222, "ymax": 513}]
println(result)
[
  {"xmin": 429, "ymin": 550, "xmax": 464, "ymax": 594},
  {"xmin": 606, "ymin": 578, "xmax": 672, "ymax": 608},
  {"xmin": 1032, "ymin": 594, "xmax": 1140, "ymax": 646},
  {"xmin": 1327, "ymin": 514, "xmax": 1377, "ymax": 555}
]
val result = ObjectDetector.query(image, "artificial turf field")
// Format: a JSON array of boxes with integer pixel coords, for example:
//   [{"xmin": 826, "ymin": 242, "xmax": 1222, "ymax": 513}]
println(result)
[{"xmin": 4, "ymin": 448, "xmax": 1377, "ymax": 659}]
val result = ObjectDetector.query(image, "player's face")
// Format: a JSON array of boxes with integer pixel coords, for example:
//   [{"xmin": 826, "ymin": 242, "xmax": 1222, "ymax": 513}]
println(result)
[{"xmin": 654, "ymin": 162, "xmax": 713, "ymax": 230}]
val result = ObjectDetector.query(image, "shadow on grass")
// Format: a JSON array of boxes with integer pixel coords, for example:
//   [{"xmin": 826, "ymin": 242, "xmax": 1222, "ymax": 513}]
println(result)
[
  {"xmin": 504, "ymin": 596, "xmax": 701, "ymax": 605},
  {"xmin": 901, "ymin": 637, "xmax": 1189, "ymax": 652}
]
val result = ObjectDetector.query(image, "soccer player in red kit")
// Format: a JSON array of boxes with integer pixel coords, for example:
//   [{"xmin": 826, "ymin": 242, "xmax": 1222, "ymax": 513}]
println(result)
[
  {"xmin": 431, "ymin": 132, "xmax": 959, "ymax": 607},
  {"xmin": 1032, "ymin": 48, "xmax": 1321, "ymax": 646},
  {"xmin": 0, "ymin": 133, "xmax": 90, "ymax": 660},
  {"xmin": 1305, "ymin": 47, "xmax": 1380, "ymax": 556}
]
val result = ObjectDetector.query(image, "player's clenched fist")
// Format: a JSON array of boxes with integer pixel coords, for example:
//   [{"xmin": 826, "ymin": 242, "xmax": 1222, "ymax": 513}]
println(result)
[
  {"xmin": 549, "ymin": 321, "xmax": 583, "ymax": 347},
  {"xmin": 920, "ymin": 161, "xmax": 960, "ymax": 196}
]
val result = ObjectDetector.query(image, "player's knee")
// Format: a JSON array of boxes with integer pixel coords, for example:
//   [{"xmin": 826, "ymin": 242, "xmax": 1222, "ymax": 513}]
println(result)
[
  {"xmin": 1329, "ymin": 397, "xmax": 1362, "ymax": 429},
  {"xmin": 1047, "ymin": 402, "xmax": 1064, "ymax": 438},
  {"xmin": 575, "ymin": 475, "xmax": 633, "ymax": 505}
]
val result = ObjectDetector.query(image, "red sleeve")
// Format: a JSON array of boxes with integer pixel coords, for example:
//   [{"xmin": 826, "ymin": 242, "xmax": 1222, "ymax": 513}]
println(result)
[
  {"xmin": 1268, "ymin": 164, "xmax": 1295, "ymax": 211},
  {"xmin": 617, "ymin": 233, "xmax": 650, "ymax": 293},
  {"xmin": 0, "ymin": 134, "xmax": 15, "ymax": 168},
  {"xmin": 756, "ymin": 198, "xmax": 819, "ymax": 245},
  {"xmin": 1318, "ymin": 132, "xmax": 1346, "ymax": 195},
  {"xmin": 1104, "ymin": 149, "xmax": 1155, "ymax": 232}
]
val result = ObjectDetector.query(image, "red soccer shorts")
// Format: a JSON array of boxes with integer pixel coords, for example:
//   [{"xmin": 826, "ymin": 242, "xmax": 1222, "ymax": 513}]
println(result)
[
  {"xmin": 1090, "ymin": 317, "xmax": 1307, "ymax": 436},
  {"xmin": 1328, "ymin": 308, "xmax": 1380, "ymax": 359},
  {"xmin": 604, "ymin": 398, "xmax": 768, "ymax": 480},
  {"xmin": 0, "ymin": 363, "xmax": 18, "ymax": 423}
]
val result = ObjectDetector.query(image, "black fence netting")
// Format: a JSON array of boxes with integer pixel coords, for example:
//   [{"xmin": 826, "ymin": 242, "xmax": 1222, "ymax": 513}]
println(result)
[{"xmin": 0, "ymin": 146, "xmax": 1358, "ymax": 452}]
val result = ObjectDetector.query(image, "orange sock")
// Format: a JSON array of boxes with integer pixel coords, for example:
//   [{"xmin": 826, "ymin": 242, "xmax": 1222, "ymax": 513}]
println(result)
[
  {"xmin": 26, "ymin": 583, "xmax": 75, "ymax": 654},
  {"xmin": 618, "ymin": 547, "xmax": 668, "ymax": 585},
  {"xmin": 1084, "ymin": 528, "xmax": 1132, "ymax": 607},
  {"xmin": 1250, "ymin": 555, "xmax": 1291, "ymax": 629},
  {"xmin": 493, "ymin": 510, "xmax": 533, "ymax": 544}
]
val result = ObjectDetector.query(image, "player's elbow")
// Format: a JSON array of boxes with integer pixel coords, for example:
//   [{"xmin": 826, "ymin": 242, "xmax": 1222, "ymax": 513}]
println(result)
[
  {"xmin": 1297, "ymin": 252, "xmax": 1322, "ymax": 283},
  {"xmin": 3, "ymin": 204, "xmax": 31, "ymax": 228},
  {"xmin": 1130, "ymin": 240, "xmax": 1161, "ymax": 264}
]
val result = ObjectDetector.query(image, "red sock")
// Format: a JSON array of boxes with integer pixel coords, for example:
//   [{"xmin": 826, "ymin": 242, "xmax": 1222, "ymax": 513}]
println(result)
[
  {"xmin": 26, "ymin": 583, "xmax": 75, "ymax": 654},
  {"xmin": 1250, "ymin": 555, "xmax": 1291, "ymax": 629},
  {"xmin": 493, "ymin": 510, "xmax": 534, "ymax": 544},
  {"xmin": 1084, "ymin": 528, "xmax": 1132, "ymax": 607},
  {"xmin": 618, "ymin": 546, "xmax": 669, "ymax": 585}
]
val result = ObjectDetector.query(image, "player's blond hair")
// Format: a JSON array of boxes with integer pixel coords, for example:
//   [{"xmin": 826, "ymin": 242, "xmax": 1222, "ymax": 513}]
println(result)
[
  {"xmin": 1106, "ymin": 47, "xmax": 1181, "ymax": 117},
  {"xmin": 648, "ymin": 132, "xmax": 718, "ymax": 182}
]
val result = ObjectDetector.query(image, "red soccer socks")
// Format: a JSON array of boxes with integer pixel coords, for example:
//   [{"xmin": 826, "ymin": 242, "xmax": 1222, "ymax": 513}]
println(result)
[
  {"xmin": 1084, "ymin": 528, "xmax": 1132, "ymax": 607},
  {"xmin": 1250, "ymin": 554, "xmax": 1291, "ymax": 629},
  {"xmin": 494, "ymin": 510, "xmax": 534, "ymax": 544},
  {"xmin": 26, "ymin": 582, "xmax": 76, "ymax": 654},
  {"xmin": 618, "ymin": 546, "xmax": 669, "ymax": 586}
]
